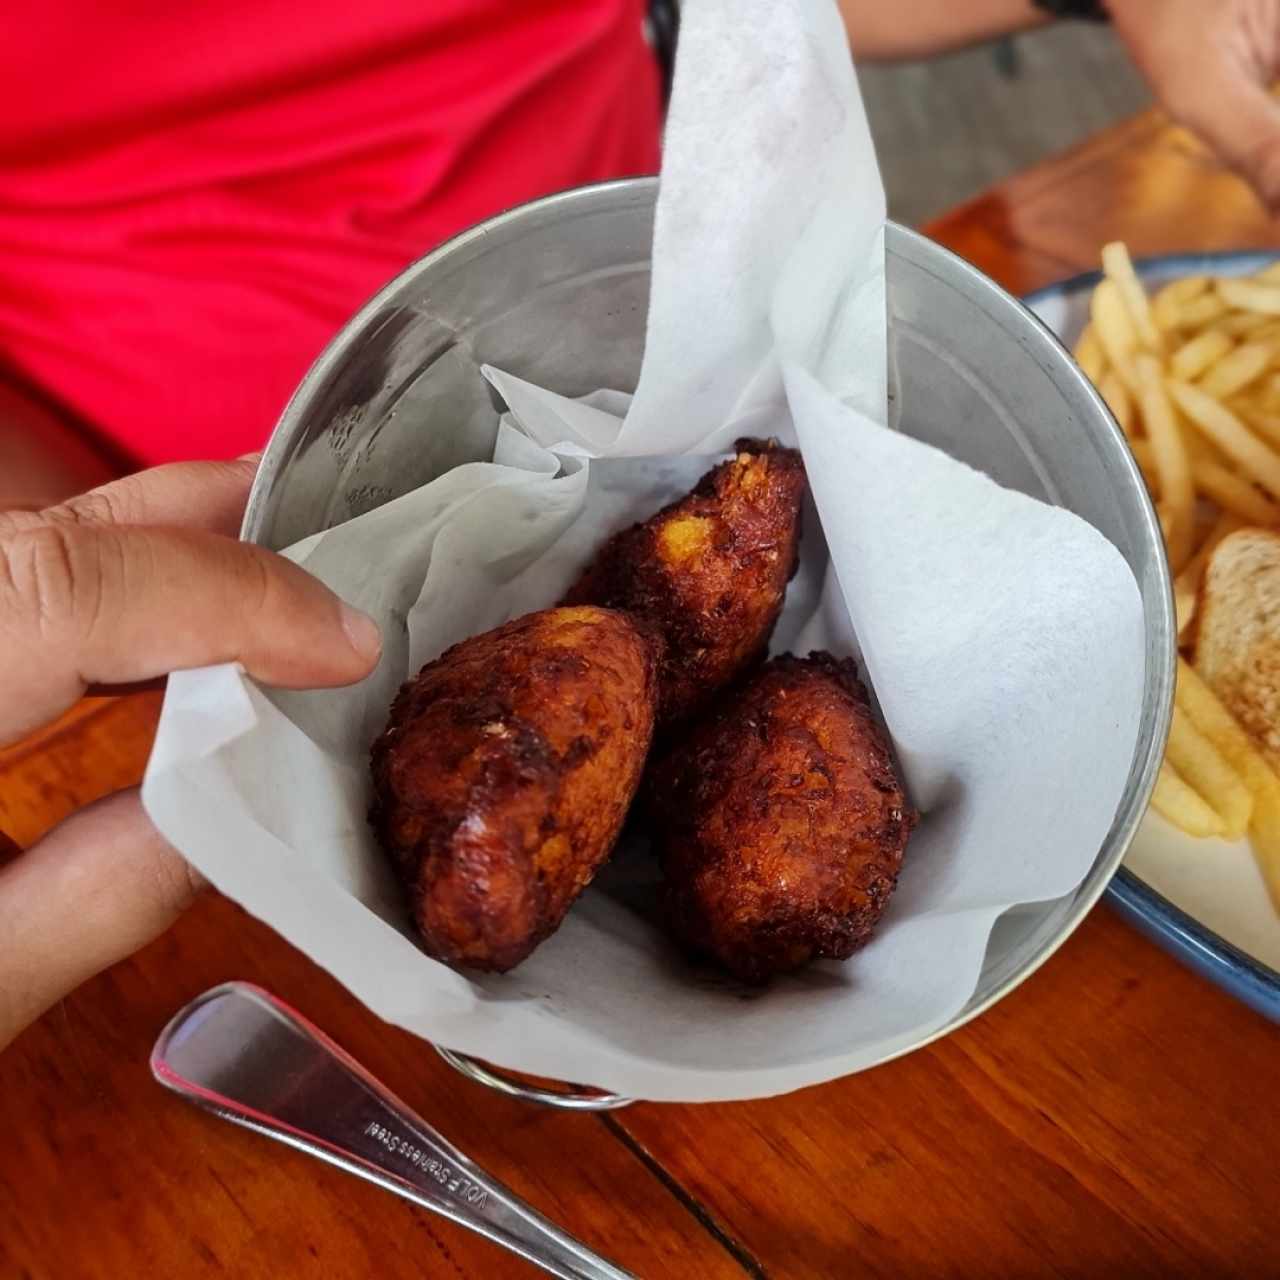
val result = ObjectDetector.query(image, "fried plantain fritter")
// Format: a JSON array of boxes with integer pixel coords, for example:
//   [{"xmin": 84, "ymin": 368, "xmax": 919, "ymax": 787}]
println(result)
[
  {"xmin": 646, "ymin": 653, "xmax": 915, "ymax": 982},
  {"xmin": 369, "ymin": 606, "xmax": 659, "ymax": 972},
  {"xmin": 563, "ymin": 440, "xmax": 805, "ymax": 727}
]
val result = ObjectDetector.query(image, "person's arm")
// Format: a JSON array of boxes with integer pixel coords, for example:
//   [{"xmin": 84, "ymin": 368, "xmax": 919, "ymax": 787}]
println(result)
[
  {"xmin": 838, "ymin": 0, "xmax": 1050, "ymax": 61},
  {"xmin": 841, "ymin": 0, "xmax": 1280, "ymax": 213}
]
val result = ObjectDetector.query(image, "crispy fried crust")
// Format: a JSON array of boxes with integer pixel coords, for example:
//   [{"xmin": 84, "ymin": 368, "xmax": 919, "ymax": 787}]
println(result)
[
  {"xmin": 563, "ymin": 440, "xmax": 805, "ymax": 727},
  {"xmin": 646, "ymin": 653, "xmax": 915, "ymax": 982},
  {"xmin": 369, "ymin": 606, "xmax": 659, "ymax": 972}
]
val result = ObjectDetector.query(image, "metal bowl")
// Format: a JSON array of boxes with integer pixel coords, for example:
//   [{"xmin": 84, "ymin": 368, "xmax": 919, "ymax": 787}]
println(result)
[{"xmin": 243, "ymin": 178, "xmax": 1174, "ymax": 1106}]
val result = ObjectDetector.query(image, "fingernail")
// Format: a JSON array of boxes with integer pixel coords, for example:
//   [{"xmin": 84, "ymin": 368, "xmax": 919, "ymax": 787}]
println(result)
[{"xmin": 341, "ymin": 603, "xmax": 383, "ymax": 665}]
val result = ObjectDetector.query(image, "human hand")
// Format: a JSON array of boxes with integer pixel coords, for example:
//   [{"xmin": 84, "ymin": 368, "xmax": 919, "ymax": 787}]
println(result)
[
  {"xmin": 1108, "ymin": 0, "xmax": 1280, "ymax": 210},
  {"xmin": 0, "ymin": 457, "xmax": 381, "ymax": 1049}
]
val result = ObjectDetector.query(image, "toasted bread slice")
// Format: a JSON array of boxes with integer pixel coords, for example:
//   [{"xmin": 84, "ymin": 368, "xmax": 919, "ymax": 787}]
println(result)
[{"xmin": 1197, "ymin": 528, "xmax": 1280, "ymax": 769}]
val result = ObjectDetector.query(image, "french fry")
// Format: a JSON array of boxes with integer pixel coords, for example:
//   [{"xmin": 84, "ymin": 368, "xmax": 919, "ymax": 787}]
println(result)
[
  {"xmin": 1212, "ymin": 310, "xmax": 1272, "ymax": 337},
  {"xmin": 1256, "ymin": 261, "xmax": 1280, "ymax": 285},
  {"xmin": 1168, "ymin": 378, "xmax": 1280, "ymax": 498},
  {"xmin": 1091, "ymin": 278, "xmax": 1140, "ymax": 394},
  {"xmin": 1198, "ymin": 341, "xmax": 1274, "ymax": 401},
  {"xmin": 1129, "ymin": 437, "xmax": 1158, "ymax": 494},
  {"xmin": 1098, "ymin": 370, "xmax": 1133, "ymax": 435},
  {"xmin": 1170, "ymin": 329, "xmax": 1233, "ymax": 382},
  {"xmin": 1170, "ymin": 292, "xmax": 1229, "ymax": 331},
  {"xmin": 1171, "ymin": 508, "xmax": 1242, "ymax": 640},
  {"xmin": 1199, "ymin": 509, "xmax": 1247, "ymax": 563},
  {"xmin": 1232, "ymin": 402, "xmax": 1280, "ymax": 451},
  {"xmin": 1152, "ymin": 275, "xmax": 1209, "ymax": 330},
  {"xmin": 1174, "ymin": 578, "xmax": 1197, "ymax": 637},
  {"xmin": 1193, "ymin": 458, "xmax": 1280, "ymax": 525},
  {"xmin": 1138, "ymin": 357, "xmax": 1195, "ymax": 568},
  {"xmin": 1102, "ymin": 242, "xmax": 1161, "ymax": 353},
  {"xmin": 1073, "ymin": 325, "xmax": 1107, "ymax": 384},
  {"xmin": 1183, "ymin": 422, "xmax": 1231, "ymax": 468},
  {"xmin": 1248, "ymin": 786, "xmax": 1280, "ymax": 915},
  {"xmin": 1243, "ymin": 371, "xmax": 1280, "ymax": 416},
  {"xmin": 1151, "ymin": 762, "xmax": 1227, "ymax": 837},
  {"xmin": 1171, "ymin": 512, "xmax": 1243, "ymax": 640},
  {"xmin": 1165, "ymin": 706, "xmax": 1253, "ymax": 838},
  {"xmin": 1190, "ymin": 501, "xmax": 1220, "ymax": 551},
  {"xmin": 1217, "ymin": 276, "xmax": 1280, "ymax": 315},
  {"xmin": 1178, "ymin": 658, "xmax": 1279, "ymax": 797}
]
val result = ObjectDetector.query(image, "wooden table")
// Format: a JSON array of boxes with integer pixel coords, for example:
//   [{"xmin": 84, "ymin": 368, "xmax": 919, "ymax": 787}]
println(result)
[{"xmin": 3, "ymin": 111, "xmax": 1279, "ymax": 1280}]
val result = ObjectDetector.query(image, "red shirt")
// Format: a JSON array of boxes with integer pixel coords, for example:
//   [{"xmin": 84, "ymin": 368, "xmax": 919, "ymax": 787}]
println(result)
[{"xmin": 0, "ymin": 1, "xmax": 660, "ymax": 465}]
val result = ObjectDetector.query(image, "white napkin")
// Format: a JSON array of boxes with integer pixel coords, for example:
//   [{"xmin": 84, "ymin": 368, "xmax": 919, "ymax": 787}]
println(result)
[{"xmin": 143, "ymin": 0, "xmax": 1144, "ymax": 1101}]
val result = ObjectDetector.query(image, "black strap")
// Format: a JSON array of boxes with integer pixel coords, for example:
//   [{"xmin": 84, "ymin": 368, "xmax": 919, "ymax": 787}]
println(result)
[
  {"xmin": 1031, "ymin": 0, "xmax": 1110, "ymax": 19},
  {"xmin": 649, "ymin": 0, "xmax": 679, "ymax": 107}
]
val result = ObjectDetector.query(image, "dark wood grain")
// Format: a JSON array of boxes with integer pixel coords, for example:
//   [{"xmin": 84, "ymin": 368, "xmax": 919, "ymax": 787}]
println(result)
[
  {"xmin": 4, "ymin": 108, "xmax": 1280, "ymax": 1280},
  {"xmin": 612, "ymin": 907, "xmax": 1279, "ymax": 1278},
  {"xmin": 0, "ymin": 695, "xmax": 163, "ymax": 846}
]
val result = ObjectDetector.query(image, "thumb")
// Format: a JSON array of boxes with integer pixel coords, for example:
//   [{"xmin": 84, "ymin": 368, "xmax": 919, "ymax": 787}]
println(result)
[
  {"xmin": 0, "ymin": 521, "xmax": 382, "ymax": 743},
  {"xmin": 0, "ymin": 790, "xmax": 201, "ymax": 1050}
]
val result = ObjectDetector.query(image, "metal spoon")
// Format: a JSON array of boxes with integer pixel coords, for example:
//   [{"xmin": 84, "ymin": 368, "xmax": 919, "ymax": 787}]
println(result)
[{"xmin": 151, "ymin": 982, "xmax": 636, "ymax": 1280}]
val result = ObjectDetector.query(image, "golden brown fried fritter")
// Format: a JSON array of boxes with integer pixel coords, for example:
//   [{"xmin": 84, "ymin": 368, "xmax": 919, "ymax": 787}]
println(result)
[
  {"xmin": 563, "ymin": 440, "xmax": 804, "ymax": 727},
  {"xmin": 369, "ymin": 606, "xmax": 659, "ymax": 972},
  {"xmin": 646, "ymin": 653, "xmax": 915, "ymax": 982}
]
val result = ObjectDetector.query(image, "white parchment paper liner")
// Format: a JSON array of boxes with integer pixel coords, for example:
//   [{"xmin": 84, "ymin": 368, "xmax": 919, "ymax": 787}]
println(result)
[{"xmin": 143, "ymin": 0, "xmax": 1144, "ymax": 1100}]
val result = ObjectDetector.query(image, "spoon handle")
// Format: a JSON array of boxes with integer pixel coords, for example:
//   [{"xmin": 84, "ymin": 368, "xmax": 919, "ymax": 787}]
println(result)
[{"xmin": 151, "ymin": 982, "xmax": 636, "ymax": 1280}]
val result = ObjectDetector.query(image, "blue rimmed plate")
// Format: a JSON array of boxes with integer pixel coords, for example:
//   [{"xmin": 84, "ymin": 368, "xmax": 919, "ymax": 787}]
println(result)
[{"xmin": 1027, "ymin": 251, "xmax": 1280, "ymax": 1022}]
